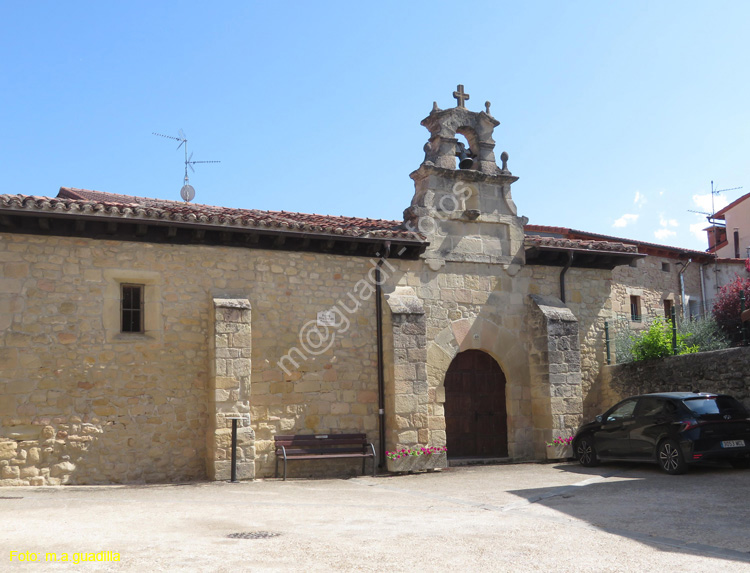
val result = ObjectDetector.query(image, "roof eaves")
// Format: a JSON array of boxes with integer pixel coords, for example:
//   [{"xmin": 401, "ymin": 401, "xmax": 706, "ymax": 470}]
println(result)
[
  {"xmin": 0, "ymin": 194, "xmax": 426, "ymax": 245},
  {"xmin": 714, "ymin": 191, "xmax": 750, "ymax": 218}
]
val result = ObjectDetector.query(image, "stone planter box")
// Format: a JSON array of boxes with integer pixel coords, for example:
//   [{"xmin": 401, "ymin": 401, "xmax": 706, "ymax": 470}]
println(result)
[
  {"xmin": 386, "ymin": 451, "xmax": 448, "ymax": 473},
  {"xmin": 546, "ymin": 445, "xmax": 572, "ymax": 461}
]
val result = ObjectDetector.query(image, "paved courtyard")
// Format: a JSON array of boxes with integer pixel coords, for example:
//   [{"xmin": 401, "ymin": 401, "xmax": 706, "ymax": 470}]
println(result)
[{"xmin": 2, "ymin": 461, "xmax": 750, "ymax": 572}]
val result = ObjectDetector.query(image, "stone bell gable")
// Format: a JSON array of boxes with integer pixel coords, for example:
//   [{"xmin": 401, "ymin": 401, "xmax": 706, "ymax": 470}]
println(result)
[{"xmin": 403, "ymin": 86, "xmax": 527, "ymax": 269}]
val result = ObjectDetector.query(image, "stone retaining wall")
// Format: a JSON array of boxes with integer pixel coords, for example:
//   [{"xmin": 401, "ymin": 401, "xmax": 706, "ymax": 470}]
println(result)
[{"xmin": 597, "ymin": 347, "xmax": 750, "ymax": 415}]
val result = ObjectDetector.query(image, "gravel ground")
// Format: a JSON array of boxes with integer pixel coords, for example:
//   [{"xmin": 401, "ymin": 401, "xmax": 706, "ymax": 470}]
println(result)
[{"xmin": 2, "ymin": 461, "xmax": 750, "ymax": 572}]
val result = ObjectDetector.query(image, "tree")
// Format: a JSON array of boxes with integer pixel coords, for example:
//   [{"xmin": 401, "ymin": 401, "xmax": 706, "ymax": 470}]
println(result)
[{"xmin": 712, "ymin": 275, "xmax": 750, "ymax": 344}]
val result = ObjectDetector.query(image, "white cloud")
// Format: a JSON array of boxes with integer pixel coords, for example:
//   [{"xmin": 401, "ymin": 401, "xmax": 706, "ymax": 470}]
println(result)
[
  {"xmin": 690, "ymin": 222, "xmax": 709, "ymax": 243},
  {"xmin": 613, "ymin": 213, "xmax": 639, "ymax": 228},
  {"xmin": 692, "ymin": 192, "xmax": 729, "ymax": 214},
  {"xmin": 658, "ymin": 214, "xmax": 679, "ymax": 228},
  {"xmin": 654, "ymin": 228, "xmax": 677, "ymax": 240},
  {"xmin": 634, "ymin": 191, "xmax": 647, "ymax": 208}
]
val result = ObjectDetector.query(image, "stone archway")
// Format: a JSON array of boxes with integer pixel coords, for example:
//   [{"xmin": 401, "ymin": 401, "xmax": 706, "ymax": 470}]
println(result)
[
  {"xmin": 428, "ymin": 316, "xmax": 532, "ymax": 460},
  {"xmin": 444, "ymin": 349, "xmax": 508, "ymax": 458}
]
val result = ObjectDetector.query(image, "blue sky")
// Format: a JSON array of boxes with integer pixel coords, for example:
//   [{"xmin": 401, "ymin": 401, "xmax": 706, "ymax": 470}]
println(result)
[{"xmin": 2, "ymin": 2, "xmax": 748, "ymax": 252}]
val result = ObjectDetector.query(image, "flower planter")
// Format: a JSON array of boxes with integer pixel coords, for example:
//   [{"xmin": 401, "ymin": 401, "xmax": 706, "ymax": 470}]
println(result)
[
  {"xmin": 546, "ymin": 445, "xmax": 572, "ymax": 461},
  {"xmin": 386, "ymin": 451, "xmax": 448, "ymax": 473}
]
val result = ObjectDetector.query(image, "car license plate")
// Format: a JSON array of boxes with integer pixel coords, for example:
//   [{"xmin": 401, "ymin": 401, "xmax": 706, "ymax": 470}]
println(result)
[{"xmin": 721, "ymin": 440, "xmax": 745, "ymax": 448}]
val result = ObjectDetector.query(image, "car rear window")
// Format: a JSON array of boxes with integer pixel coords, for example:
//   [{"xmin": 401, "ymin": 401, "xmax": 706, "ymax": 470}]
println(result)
[{"xmin": 682, "ymin": 396, "xmax": 748, "ymax": 418}]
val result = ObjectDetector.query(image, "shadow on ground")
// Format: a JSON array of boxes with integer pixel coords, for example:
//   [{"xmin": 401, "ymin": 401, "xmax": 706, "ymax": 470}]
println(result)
[{"xmin": 509, "ymin": 460, "xmax": 750, "ymax": 565}]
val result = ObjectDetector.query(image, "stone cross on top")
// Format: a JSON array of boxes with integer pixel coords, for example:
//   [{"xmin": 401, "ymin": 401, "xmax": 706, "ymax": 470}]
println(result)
[{"xmin": 453, "ymin": 84, "xmax": 469, "ymax": 108}]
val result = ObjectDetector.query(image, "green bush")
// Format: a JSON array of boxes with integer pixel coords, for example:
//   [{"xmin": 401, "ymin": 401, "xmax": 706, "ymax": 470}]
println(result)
[
  {"xmin": 629, "ymin": 318, "xmax": 697, "ymax": 361},
  {"xmin": 615, "ymin": 316, "xmax": 728, "ymax": 363},
  {"xmin": 678, "ymin": 316, "xmax": 730, "ymax": 352}
]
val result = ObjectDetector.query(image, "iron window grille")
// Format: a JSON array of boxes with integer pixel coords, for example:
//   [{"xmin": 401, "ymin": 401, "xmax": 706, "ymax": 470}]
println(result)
[
  {"xmin": 630, "ymin": 295, "xmax": 642, "ymax": 322},
  {"xmin": 121, "ymin": 284, "xmax": 144, "ymax": 333}
]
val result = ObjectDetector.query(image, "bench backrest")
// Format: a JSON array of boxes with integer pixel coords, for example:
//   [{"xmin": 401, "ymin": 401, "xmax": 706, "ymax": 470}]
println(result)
[{"xmin": 274, "ymin": 433, "xmax": 370, "ymax": 453}]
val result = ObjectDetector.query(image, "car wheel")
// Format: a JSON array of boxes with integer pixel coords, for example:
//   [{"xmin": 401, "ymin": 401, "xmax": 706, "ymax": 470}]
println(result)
[
  {"xmin": 658, "ymin": 439, "xmax": 687, "ymax": 475},
  {"xmin": 575, "ymin": 435, "xmax": 599, "ymax": 467},
  {"xmin": 729, "ymin": 458, "xmax": 750, "ymax": 469}
]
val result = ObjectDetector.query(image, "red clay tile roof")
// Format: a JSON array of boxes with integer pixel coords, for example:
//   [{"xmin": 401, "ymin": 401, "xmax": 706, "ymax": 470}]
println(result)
[
  {"xmin": 524, "ymin": 234, "xmax": 639, "ymax": 254},
  {"xmin": 525, "ymin": 224, "xmax": 710, "ymax": 258},
  {"xmin": 0, "ymin": 189, "xmax": 706, "ymax": 257},
  {"xmin": 0, "ymin": 188, "xmax": 423, "ymax": 242}
]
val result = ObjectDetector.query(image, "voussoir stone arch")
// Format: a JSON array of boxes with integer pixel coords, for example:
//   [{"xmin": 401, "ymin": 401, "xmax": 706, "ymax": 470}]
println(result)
[{"xmin": 428, "ymin": 316, "xmax": 532, "ymax": 459}]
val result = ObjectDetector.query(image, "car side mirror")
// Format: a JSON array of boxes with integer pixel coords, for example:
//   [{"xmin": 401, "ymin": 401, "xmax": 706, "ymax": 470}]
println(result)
[{"xmin": 595, "ymin": 415, "xmax": 603, "ymax": 423}]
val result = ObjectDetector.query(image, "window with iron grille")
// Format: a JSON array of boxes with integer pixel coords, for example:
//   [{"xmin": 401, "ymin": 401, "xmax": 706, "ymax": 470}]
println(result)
[
  {"xmin": 630, "ymin": 295, "xmax": 642, "ymax": 322},
  {"xmin": 121, "ymin": 284, "xmax": 144, "ymax": 333}
]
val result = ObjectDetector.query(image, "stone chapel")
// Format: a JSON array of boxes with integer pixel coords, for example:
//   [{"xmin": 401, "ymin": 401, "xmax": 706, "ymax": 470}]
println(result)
[{"xmin": 1, "ymin": 87, "xmax": 710, "ymax": 485}]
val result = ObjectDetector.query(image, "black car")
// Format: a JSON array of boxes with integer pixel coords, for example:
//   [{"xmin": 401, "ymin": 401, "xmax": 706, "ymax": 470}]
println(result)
[{"xmin": 573, "ymin": 392, "xmax": 750, "ymax": 474}]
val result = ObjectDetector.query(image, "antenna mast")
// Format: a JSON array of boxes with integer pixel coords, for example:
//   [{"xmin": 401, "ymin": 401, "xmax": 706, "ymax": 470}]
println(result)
[
  {"xmin": 153, "ymin": 129, "xmax": 220, "ymax": 202},
  {"xmin": 705, "ymin": 181, "xmax": 743, "ymax": 288}
]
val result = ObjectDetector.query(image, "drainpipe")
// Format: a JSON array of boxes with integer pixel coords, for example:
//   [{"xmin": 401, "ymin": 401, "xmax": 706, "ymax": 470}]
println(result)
[
  {"xmin": 375, "ymin": 241, "xmax": 391, "ymax": 469},
  {"xmin": 700, "ymin": 264, "xmax": 708, "ymax": 318},
  {"xmin": 560, "ymin": 251, "xmax": 573, "ymax": 303},
  {"xmin": 679, "ymin": 259, "xmax": 692, "ymax": 318}
]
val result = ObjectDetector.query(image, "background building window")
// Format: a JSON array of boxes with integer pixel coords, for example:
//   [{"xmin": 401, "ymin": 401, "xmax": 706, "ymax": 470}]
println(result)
[
  {"xmin": 663, "ymin": 299, "xmax": 673, "ymax": 320},
  {"xmin": 630, "ymin": 295, "xmax": 642, "ymax": 322},
  {"xmin": 121, "ymin": 284, "xmax": 144, "ymax": 333},
  {"xmin": 661, "ymin": 262, "xmax": 671, "ymax": 272}
]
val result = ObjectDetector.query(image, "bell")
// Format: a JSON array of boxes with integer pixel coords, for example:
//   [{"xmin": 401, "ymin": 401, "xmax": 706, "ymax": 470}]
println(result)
[{"xmin": 456, "ymin": 143, "xmax": 475, "ymax": 170}]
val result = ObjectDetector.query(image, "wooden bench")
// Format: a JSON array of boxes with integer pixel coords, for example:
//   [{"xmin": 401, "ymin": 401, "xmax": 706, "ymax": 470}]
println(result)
[{"xmin": 274, "ymin": 433, "xmax": 376, "ymax": 480}]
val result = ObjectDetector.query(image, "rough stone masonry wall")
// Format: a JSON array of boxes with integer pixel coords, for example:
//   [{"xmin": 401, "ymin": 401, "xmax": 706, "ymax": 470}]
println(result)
[
  {"xmin": 598, "ymin": 347, "xmax": 750, "ymax": 412},
  {"xmin": 527, "ymin": 295, "xmax": 583, "ymax": 458},
  {"xmin": 610, "ymin": 256, "xmax": 705, "ymax": 325},
  {"xmin": 0, "ymin": 233, "xmax": 382, "ymax": 485},
  {"xmin": 527, "ymin": 265, "xmax": 612, "ymax": 416},
  {"xmin": 207, "ymin": 298, "xmax": 254, "ymax": 481}
]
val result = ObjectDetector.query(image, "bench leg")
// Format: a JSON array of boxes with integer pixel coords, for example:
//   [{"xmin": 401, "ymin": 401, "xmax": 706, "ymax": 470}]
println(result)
[{"xmin": 368, "ymin": 443, "xmax": 377, "ymax": 477}]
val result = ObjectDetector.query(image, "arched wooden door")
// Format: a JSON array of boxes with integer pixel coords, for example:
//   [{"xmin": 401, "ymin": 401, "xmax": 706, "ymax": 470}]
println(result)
[{"xmin": 444, "ymin": 350, "xmax": 508, "ymax": 458}]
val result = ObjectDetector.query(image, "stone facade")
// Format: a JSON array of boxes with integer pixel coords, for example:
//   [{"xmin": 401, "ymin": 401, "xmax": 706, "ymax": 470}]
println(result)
[
  {"xmin": 0, "ymin": 234, "xmax": 389, "ymax": 484},
  {"xmin": 3, "ymin": 88, "xmax": 729, "ymax": 486},
  {"xmin": 610, "ymin": 256, "xmax": 701, "ymax": 325}
]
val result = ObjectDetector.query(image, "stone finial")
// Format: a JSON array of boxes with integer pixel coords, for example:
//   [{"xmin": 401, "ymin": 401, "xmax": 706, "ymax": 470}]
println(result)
[
  {"xmin": 500, "ymin": 151, "xmax": 509, "ymax": 173},
  {"xmin": 432, "ymin": 101, "xmax": 441, "ymax": 113},
  {"xmin": 453, "ymin": 84, "xmax": 470, "ymax": 108},
  {"xmin": 485, "ymin": 101, "xmax": 491, "ymax": 115}
]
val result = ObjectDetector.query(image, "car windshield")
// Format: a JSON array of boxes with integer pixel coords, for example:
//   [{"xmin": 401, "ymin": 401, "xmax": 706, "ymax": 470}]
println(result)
[{"xmin": 682, "ymin": 396, "xmax": 748, "ymax": 418}]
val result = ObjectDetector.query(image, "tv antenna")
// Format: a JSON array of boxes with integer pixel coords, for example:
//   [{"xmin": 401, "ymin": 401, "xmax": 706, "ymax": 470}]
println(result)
[
  {"xmin": 153, "ymin": 129, "xmax": 220, "ymax": 202},
  {"xmin": 688, "ymin": 181, "xmax": 743, "ymax": 286}
]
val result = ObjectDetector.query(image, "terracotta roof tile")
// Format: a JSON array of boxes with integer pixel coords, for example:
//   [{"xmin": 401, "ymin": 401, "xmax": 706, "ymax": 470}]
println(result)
[
  {"xmin": 1, "ymin": 189, "xmax": 705, "ymax": 257},
  {"xmin": 0, "ymin": 188, "xmax": 424, "ymax": 242},
  {"xmin": 524, "ymin": 234, "xmax": 639, "ymax": 254},
  {"xmin": 524, "ymin": 224, "xmax": 710, "ymax": 257}
]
